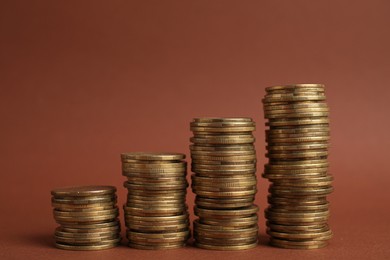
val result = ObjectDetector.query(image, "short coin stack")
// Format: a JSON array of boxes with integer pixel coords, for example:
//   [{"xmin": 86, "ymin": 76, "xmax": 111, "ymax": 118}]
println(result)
[
  {"xmin": 190, "ymin": 117, "xmax": 259, "ymax": 250},
  {"xmin": 262, "ymin": 84, "xmax": 333, "ymax": 249},
  {"xmin": 51, "ymin": 185, "xmax": 121, "ymax": 250},
  {"xmin": 121, "ymin": 152, "xmax": 190, "ymax": 250}
]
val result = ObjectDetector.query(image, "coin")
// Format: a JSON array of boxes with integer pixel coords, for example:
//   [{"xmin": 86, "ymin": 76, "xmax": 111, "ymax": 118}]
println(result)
[
  {"xmin": 195, "ymin": 241, "xmax": 258, "ymax": 250},
  {"xmin": 121, "ymin": 152, "xmax": 185, "ymax": 161},
  {"xmin": 51, "ymin": 186, "xmax": 116, "ymax": 197}
]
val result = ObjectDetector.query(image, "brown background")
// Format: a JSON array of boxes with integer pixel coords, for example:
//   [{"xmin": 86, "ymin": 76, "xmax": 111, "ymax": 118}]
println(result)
[{"xmin": 1, "ymin": 0, "xmax": 390, "ymax": 259}]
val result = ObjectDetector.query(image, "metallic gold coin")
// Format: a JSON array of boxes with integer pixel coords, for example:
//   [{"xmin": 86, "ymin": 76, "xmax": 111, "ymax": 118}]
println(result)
[
  {"xmin": 269, "ymin": 186, "xmax": 333, "ymax": 196},
  {"xmin": 194, "ymin": 219, "xmax": 257, "ymax": 231},
  {"xmin": 191, "ymin": 159, "xmax": 256, "ymax": 166},
  {"xmin": 195, "ymin": 196, "xmax": 254, "ymax": 204},
  {"xmin": 55, "ymin": 229, "xmax": 119, "ymax": 238},
  {"xmin": 265, "ymin": 107, "xmax": 329, "ymax": 115},
  {"xmin": 265, "ymin": 126, "xmax": 330, "ymax": 135},
  {"xmin": 51, "ymin": 186, "xmax": 116, "ymax": 197},
  {"xmin": 126, "ymin": 176, "xmax": 186, "ymax": 184},
  {"xmin": 128, "ymin": 242, "xmax": 185, "ymax": 250},
  {"xmin": 199, "ymin": 215, "xmax": 258, "ymax": 227},
  {"xmin": 51, "ymin": 196, "xmax": 117, "ymax": 206},
  {"xmin": 123, "ymin": 206, "xmax": 187, "ymax": 217},
  {"xmin": 191, "ymin": 126, "xmax": 255, "ymax": 133},
  {"xmin": 268, "ymin": 202, "xmax": 329, "ymax": 212},
  {"xmin": 122, "ymin": 167, "xmax": 186, "ymax": 174},
  {"xmin": 266, "ymin": 222, "xmax": 329, "ymax": 232},
  {"xmin": 195, "ymin": 205, "xmax": 258, "ymax": 218},
  {"xmin": 192, "ymin": 185, "xmax": 256, "ymax": 192},
  {"xmin": 266, "ymin": 130, "xmax": 329, "ymax": 139},
  {"xmin": 190, "ymin": 136, "xmax": 255, "ymax": 145},
  {"xmin": 193, "ymin": 117, "xmax": 253, "ymax": 122},
  {"xmin": 54, "ymin": 213, "xmax": 118, "ymax": 223},
  {"xmin": 58, "ymin": 225, "xmax": 120, "ymax": 233},
  {"xmin": 127, "ymin": 230, "xmax": 190, "ymax": 240},
  {"xmin": 123, "ymin": 171, "xmax": 186, "ymax": 178},
  {"xmin": 60, "ymin": 220, "xmax": 119, "ymax": 229},
  {"xmin": 53, "ymin": 208, "xmax": 118, "ymax": 217},
  {"xmin": 263, "ymin": 95, "xmax": 326, "ymax": 103},
  {"xmin": 54, "ymin": 235, "xmax": 121, "ymax": 244},
  {"xmin": 193, "ymin": 190, "xmax": 257, "ymax": 198},
  {"xmin": 55, "ymin": 241, "xmax": 120, "ymax": 251},
  {"xmin": 195, "ymin": 241, "xmax": 258, "ymax": 250},
  {"xmin": 190, "ymin": 144, "xmax": 255, "ymax": 152},
  {"xmin": 264, "ymin": 103, "xmax": 328, "ymax": 112},
  {"xmin": 266, "ymin": 150, "xmax": 328, "ymax": 159},
  {"xmin": 191, "ymin": 154, "xmax": 257, "ymax": 161},
  {"xmin": 120, "ymin": 152, "xmax": 185, "ymax": 161},
  {"xmin": 269, "ymin": 239, "xmax": 328, "ymax": 249},
  {"xmin": 266, "ymin": 143, "xmax": 330, "ymax": 151},
  {"xmin": 125, "ymin": 213, "xmax": 188, "ymax": 222},
  {"xmin": 122, "ymin": 161, "xmax": 186, "ymax": 169},
  {"xmin": 265, "ymin": 111, "xmax": 329, "ymax": 119},
  {"xmin": 193, "ymin": 167, "xmax": 256, "ymax": 174},
  {"xmin": 267, "ymin": 136, "xmax": 330, "ymax": 144},
  {"xmin": 194, "ymin": 228, "xmax": 258, "ymax": 239},
  {"xmin": 123, "ymin": 182, "xmax": 188, "ymax": 191},
  {"xmin": 192, "ymin": 163, "xmax": 255, "ymax": 170},
  {"xmin": 266, "ymin": 118, "xmax": 329, "ymax": 127},
  {"xmin": 195, "ymin": 236, "xmax": 258, "ymax": 246},
  {"xmin": 128, "ymin": 222, "xmax": 189, "ymax": 232},
  {"xmin": 267, "ymin": 228, "xmax": 332, "ymax": 240},
  {"xmin": 51, "ymin": 202, "xmax": 117, "ymax": 210}
]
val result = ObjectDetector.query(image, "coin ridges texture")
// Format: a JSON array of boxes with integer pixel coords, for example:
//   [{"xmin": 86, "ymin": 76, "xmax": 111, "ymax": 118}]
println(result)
[
  {"xmin": 50, "ymin": 185, "xmax": 121, "ymax": 250},
  {"xmin": 262, "ymin": 84, "xmax": 333, "ymax": 249},
  {"xmin": 121, "ymin": 152, "xmax": 190, "ymax": 250},
  {"xmin": 190, "ymin": 117, "xmax": 259, "ymax": 250}
]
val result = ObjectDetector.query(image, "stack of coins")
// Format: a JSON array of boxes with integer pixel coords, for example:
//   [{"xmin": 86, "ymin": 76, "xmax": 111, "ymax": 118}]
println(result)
[
  {"xmin": 51, "ymin": 185, "xmax": 121, "ymax": 250},
  {"xmin": 262, "ymin": 84, "xmax": 333, "ymax": 249},
  {"xmin": 190, "ymin": 117, "xmax": 259, "ymax": 250},
  {"xmin": 121, "ymin": 152, "xmax": 190, "ymax": 250}
]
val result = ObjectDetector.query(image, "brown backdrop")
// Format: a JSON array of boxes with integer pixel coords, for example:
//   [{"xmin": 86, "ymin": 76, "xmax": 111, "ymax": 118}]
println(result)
[{"xmin": 1, "ymin": 0, "xmax": 390, "ymax": 259}]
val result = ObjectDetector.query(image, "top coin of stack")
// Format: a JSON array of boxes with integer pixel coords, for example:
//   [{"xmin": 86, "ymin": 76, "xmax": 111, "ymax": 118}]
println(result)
[
  {"xmin": 50, "ymin": 185, "xmax": 121, "ymax": 250},
  {"xmin": 262, "ymin": 84, "xmax": 333, "ymax": 249},
  {"xmin": 190, "ymin": 118, "xmax": 259, "ymax": 251},
  {"xmin": 121, "ymin": 152, "xmax": 190, "ymax": 250}
]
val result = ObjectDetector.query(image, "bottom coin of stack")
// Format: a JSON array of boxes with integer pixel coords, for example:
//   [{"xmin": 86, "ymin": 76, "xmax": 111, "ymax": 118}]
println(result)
[
  {"xmin": 50, "ymin": 185, "xmax": 121, "ymax": 250},
  {"xmin": 190, "ymin": 117, "xmax": 259, "ymax": 250},
  {"xmin": 121, "ymin": 152, "xmax": 190, "ymax": 250}
]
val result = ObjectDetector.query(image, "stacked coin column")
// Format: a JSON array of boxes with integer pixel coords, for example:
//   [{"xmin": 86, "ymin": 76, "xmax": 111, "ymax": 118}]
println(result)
[
  {"xmin": 190, "ymin": 118, "xmax": 259, "ymax": 251},
  {"xmin": 262, "ymin": 84, "xmax": 333, "ymax": 249},
  {"xmin": 51, "ymin": 186, "xmax": 121, "ymax": 250},
  {"xmin": 121, "ymin": 152, "xmax": 190, "ymax": 250}
]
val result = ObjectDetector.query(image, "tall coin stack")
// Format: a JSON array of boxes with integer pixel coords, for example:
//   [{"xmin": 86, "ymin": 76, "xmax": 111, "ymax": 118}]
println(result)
[
  {"xmin": 121, "ymin": 152, "xmax": 190, "ymax": 250},
  {"xmin": 51, "ymin": 186, "xmax": 121, "ymax": 250},
  {"xmin": 262, "ymin": 84, "xmax": 333, "ymax": 249},
  {"xmin": 190, "ymin": 117, "xmax": 259, "ymax": 250}
]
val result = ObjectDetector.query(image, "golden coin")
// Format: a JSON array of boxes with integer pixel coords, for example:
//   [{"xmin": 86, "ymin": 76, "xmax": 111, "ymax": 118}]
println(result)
[
  {"xmin": 122, "ymin": 167, "xmax": 186, "ymax": 174},
  {"xmin": 190, "ymin": 144, "xmax": 255, "ymax": 152},
  {"xmin": 194, "ymin": 241, "xmax": 258, "ymax": 250},
  {"xmin": 194, "ymin": 219, "xmax": 257, "ymax": 231},
  {"xmin": 199, "ymin": 215, "xmax": 258, "ymax": 227},
  {"xmin": 60, "ymin": 220, "xmax": 119, "ymax": 229},
  {"xmin": 193, "ymin": 117, "xmax": 253, "ymax": 122},
  {"xmin": 265, "ymin": 107, "xmax": 329, "ymax": 115},
  {"xmin": 266, "ymin": 150, "xmax": 328, "ymax": 159},
  {"xmin": 195, "ymin": 236, "xmax": 258, "ymax": 246},
  {"xmin": 266, "ymin": 143, "xmax": 330, "ymax": 151},
  {"xmin": 55, "ymin": 241, "xmax": 120, "ymax": 250},
  {"xmin": 53, "ymin": 208, "xmax": 118, "ymax": 217},
  {"xmin": 127, "ymin": 230, "xmax": 190, "ymax": 239},
  {"xmin": 128, "ymin": 242, "xmax": 185, "ymax": 250},
  {"xmin": 193, "ymin": 190, "xmax": 257, "ymax": 198},
  {"xmin": 266, "ymin": 222, "xmax": 328, "ymax": 231},
  {"xmin": 195, "ymin": 205, "xmax": 258, "ymax": 218},
  {"xmin": 128, "ymin": 222, "xmax": 189, "ymax": 232},
  {"xmin": 58, "ymin": 225, "xmax": 120, "ymax": 233},
  {"xmin": 54, "ymin": 235, "xmax": 121, "ymax": 244},
  {"xmin": 264, "ymin": 103, "xmax": 328, "ymax": 112},
  {"xmin": 265, "ymin": 111, "xmax": 329, "ymax": 119},
  {"xmin": 191, "ymin": 159, "xmax": 256, "ymax": 165},
  {"xmin": 192, "ymin": 163, "xmax": 255, "ymax": 170},
  {"xmin": 267, "ymin": 228, "xmax": 332, "ymax": 240},
  {"xmin": 55, "ymin": 229, "xmax": 119, "ymax": 238},
  {"xmin": 122, "ymin": 161, "xmax": 186, "ymax": 169},
  {"xmin": 266, "ymin": 118, "xmax": 329, "ymax": 126},
  {"xmin": 124, "ymin": 213, "xmax": 189, "ymax": 222},
  {"xmin": 269, "ymin": 202, "xmax": 329, "ymax": 212},
  {"xmin": 266, "ymin": 126, "xmax": 330, "ymax": 134},
  {"xmin": 266, "ymin": 136, "xmax": 330, "ymax": 143},
  {"xmin": 191, "ymin": 154, "xmax": 257, "ymax": 162},
  {"xmin": 52, "ymin": 202, "xmax": 117, "ymax": 210},
  {"xmin": 269, "ymin": 239, "xmax": 328, "ymax": 249},
  {"xmin": 51, "ymin": 195, "xmax": 117, "ymax": 205},
  {"xmin": 123, "ymin": 182, "xmax": 188, "ymax": 191},
  {"xmin": 51, "ymin": 186, "xmax": 116, "ymax": 197},
  {"xmin": 191, "ymin": 126, "xmax": 255, "ymax": 132},
  {"xmin": 54, "ymin": 213, "xmax": 118, "ymax": 223},
  {"xmin": 190, "ymin": 136, "xmax": 255, "ymax": 145},
  {"xmin": 120, "ymin": 152, "xmax": 185, "ymax": 161}
]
